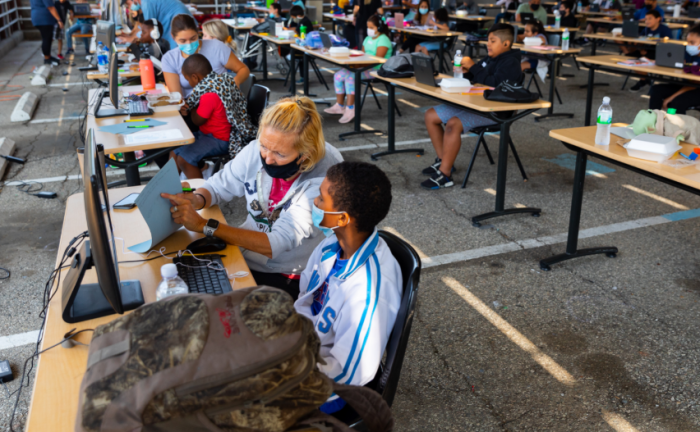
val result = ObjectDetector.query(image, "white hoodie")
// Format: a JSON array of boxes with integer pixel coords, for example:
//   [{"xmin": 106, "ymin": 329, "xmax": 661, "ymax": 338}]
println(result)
[
  {"xmin": 295, "ymin": 229, "xmax": 402, "ymax": 393},
  {"xmin": 200, "ymin": 140, "xmax": 343, "ymax": 275}
]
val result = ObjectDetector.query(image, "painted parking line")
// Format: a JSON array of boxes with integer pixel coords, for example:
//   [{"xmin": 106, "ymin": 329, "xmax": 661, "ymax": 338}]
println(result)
[
  {"xmin": 0, "ymin": 330, "xmax": 40, "ymax": 351},
  {"xmin": 29, "ymin": 115, "xmax": 83, "ymax": 124},
  {"xmin": 542, "ymin": 153, "xmax": 615, "ymax": 176},
  {"xmin": 2, "ymin": 206, "xmax": 699, "ymax": 350}
]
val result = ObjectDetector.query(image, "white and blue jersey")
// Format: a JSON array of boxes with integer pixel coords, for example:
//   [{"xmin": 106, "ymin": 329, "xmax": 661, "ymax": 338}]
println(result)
[{"xmin": 295, "ymin": 229, "xmax": 402, "ymax": 410}]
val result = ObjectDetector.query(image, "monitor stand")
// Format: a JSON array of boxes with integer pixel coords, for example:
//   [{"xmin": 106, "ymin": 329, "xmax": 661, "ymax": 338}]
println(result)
[
  {"xmin": 94, "ymin": 89, "xmax": 127, "ymax": 118},
  {"xmin": 61, "ymin": 240, "xmax": 144, "ymax": 323}
]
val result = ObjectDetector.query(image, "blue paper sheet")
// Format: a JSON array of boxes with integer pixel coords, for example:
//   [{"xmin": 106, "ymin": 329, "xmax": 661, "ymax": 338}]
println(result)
[
  {"xmin": 128, "ymin": 159, "xmax": 183, "ymax": 253},
  {"xmin": 98, "ymin": 119, "xmax": 168, "ymax": 135}
]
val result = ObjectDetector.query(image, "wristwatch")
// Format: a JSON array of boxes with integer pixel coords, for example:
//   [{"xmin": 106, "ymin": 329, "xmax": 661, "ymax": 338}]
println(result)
[{"xmin": 203, "ymin": 219, "xmax": 220, "ymax": 237}]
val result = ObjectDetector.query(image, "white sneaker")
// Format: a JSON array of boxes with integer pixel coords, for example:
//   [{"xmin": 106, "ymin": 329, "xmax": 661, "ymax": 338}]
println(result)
[
  {"xmin": 324, "ymin": 103, "xmax": 346, "ymax": 115},
  {"xmin": 339, "ymin": 106, "xmax": 355, "ymax": 124},
  {"xmin": 201, "ymin": 161, "xmax": 214, "ymax": 180}
]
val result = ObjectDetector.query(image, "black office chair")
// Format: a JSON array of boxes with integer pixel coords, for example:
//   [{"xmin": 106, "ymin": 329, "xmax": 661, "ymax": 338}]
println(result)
[
  {"xmin": 333, "ymin": 230, "xmax": 421, "ymax": 429},
  {"xmin": 203, "ymin": 83, "xmax": 270, "ymax": 174},
  {"xmin": 461, "ymin": 124, "xmax": 529, "ymax": 188}
]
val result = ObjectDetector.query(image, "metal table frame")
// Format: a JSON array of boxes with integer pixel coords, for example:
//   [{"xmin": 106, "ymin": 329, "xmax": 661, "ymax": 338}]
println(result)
[
  {"xmin": 375, "ymin": 78, "xmax": 543, "ymax": 226},
  {"xmin": 540, "ymin": 141, "xmax": 700, "ymax": 270},
  {"xmin": 295, "ymin": 49, "xmax": 382, "ymax": 140}
]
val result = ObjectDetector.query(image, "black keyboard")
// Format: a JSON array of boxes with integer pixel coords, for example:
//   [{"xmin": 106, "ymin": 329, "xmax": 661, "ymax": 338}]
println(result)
[
  {"xmin": 128, "ymin": 99, "xmax": 152, "ymax": 116},
  {"xmin": 173, "ymin": 254, "xmax": 233, "ymax": 295}
]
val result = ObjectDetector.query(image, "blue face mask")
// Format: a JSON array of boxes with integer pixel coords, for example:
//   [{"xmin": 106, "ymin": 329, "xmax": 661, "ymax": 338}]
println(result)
[
  {"xmin": 131, "ymin": 3, "xmax": 140, "ymax": 11},
  {"xmin": 312, "ymin": 203, "xmax": 345, "ymax": 237},
  {"xmin": 419, "ymin": 7, "xmax": 429, "ymax": 14},
  {"xmin": 178, "ymin": 40, "xmax": 199, "ymax": 55},
  {"xmin": 687, "ymin": 44, "xmax": 700, "ymax": 57}
]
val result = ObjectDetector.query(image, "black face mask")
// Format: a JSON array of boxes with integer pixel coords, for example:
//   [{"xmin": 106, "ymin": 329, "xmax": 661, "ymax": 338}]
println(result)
[
  {"xmin": 645, "ymin": 3, "xmax": 653, "ymax": 9},
  {"xmin": 260, "ymin": 154, "xmax": 301, "ymax": 179},
  {"xmin": 531, "ymin": 3, "xmax": 540, "ymax": 10}
]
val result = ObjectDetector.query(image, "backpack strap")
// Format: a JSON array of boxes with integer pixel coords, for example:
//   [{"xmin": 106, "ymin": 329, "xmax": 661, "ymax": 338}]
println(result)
[{"xmin": 293, "ymin": 383, "xmax": 394, "ymax": 432}]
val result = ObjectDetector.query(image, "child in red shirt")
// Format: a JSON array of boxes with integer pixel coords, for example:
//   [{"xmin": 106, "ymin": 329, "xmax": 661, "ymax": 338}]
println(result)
[{"xmin": 173, "ymin": 55, "xmax": 231, "ymax": 179}]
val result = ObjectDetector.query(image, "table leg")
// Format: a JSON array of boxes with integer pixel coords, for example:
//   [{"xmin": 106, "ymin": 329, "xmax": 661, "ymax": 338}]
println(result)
[
  {"xmin": 579, "ymin": 38, "xmax": 608, "ymax": 89},
  {"xmin": 370, "ymin": 83, "xmax": 424, "ymax": 159},
  {"xmin": 539, "ymin": 150, "xmax": 617, "ymax": 270},
  {"xmin": 289, "ymin": 47, "xmax": 297, "ymax": 95},
  {"xmin": 471, "ymin": 120, "xmax": 540, "ymax": 226},
  {"xmin": 123, "ymin": 152, "xmax": 141, "ymax": 187},
  {"xmin": 339, "ymin": 68, "xmax": 383, "ymax": 140},
  {"xmin": 439, "ymin": 40, "xmax": 445, "ymax": 74},
  {"xmin": 262, "ymin": 39, "xmax": 268, "ymax": 81},
  {"xmin": 535, "ymin": 56, "xmax": 573, "ymax": 121},
  {"xmin": 584, "ymin": 64, "xmax": 595, "ymax": 126},
  {"xmin": 303, "ymin": 53, "xmax": 309, "ymax": 96}
]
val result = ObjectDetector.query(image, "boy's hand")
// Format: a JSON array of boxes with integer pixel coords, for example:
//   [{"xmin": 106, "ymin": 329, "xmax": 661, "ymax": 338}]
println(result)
[
  {"xmin": 179, "ymin": 102, "xmax": 190, "ymax": 116},
  {"xmin": 461, "ymin": 57, "xmax": 475, "ymax": 72}
]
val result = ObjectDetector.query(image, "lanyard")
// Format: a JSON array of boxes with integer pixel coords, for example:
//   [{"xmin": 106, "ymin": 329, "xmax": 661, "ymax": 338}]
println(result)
[{"xmin": 256, "ymin": 170, "xmax": 297, "ymax": 218}]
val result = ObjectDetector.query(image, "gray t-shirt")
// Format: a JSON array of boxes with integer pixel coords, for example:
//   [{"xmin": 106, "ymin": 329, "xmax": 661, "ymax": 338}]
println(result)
[{"xmin": 161, "ymin": 39, "xmax": 232, "ymax": 97}]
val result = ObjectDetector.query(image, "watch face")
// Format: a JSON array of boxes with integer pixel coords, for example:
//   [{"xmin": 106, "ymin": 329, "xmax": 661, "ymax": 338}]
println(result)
[{"xmin": 207, "ymin": 219, "xmax": 220, "ymax": 229}]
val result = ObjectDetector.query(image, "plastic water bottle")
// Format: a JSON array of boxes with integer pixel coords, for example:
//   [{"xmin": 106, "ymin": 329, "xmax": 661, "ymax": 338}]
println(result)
[
  {"xmin": 453, "ymin": 49, "xmax": 463, "ymax": 79},
  {"xmin": 577, "ymin": 0, "xmax": 583, "ymax": 12},
  {"xmin": 554, "ymin": 10, "xmax": 561, "ymax": 29},
  {"xmin": 97, "ymin": 42, "xmax": 108, "ymax": 74},
  {"xmin": 673, "ymin": 3, "xmax": 681, "ymax": 18},
  {"xmin": 562, "ymin": 28, "xmax": 570, "ymax": 50},
  {"xmin": 595, "ymin": 96, "xmax": 612, "ymax": 146},
  {"xmin": 156, "ymin": 264, "xmax": 188, "ymax": 301}
]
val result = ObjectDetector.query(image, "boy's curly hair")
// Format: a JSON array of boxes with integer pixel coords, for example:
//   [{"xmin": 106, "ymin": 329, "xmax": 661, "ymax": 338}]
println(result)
[{"xmin": 326, "ymin": 162, "xmax": 392, "ymax": 234}]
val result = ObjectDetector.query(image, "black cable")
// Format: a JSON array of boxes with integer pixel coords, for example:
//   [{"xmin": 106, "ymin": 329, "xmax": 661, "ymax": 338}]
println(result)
[
  {"xmin": 8, "ymin": 231, "xmax": 88, "ymax": 432},
  {"xmin": 0, "ymin": 267, "xmax": 9, "ymax": 280},
  {"xmin": 15, "ymin": 181, "xmax": 42, "ymax": 195}
]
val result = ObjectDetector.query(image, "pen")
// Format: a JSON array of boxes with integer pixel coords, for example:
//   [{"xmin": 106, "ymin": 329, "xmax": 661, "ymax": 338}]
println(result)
[
  {"xmin": 127, "ymin": 125, "xmax": 153, "ymax": 128},
  {"xmin": 124, "ymin": 118, "xmax": 149, "ymax": 122},
  {"xmin": 182, "ymin": 187, "xmax": 196, "ymax": 192}
]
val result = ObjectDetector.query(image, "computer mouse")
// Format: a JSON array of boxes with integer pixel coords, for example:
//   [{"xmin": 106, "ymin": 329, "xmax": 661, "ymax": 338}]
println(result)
[{"xmin": 186, "ymin": 236, "xmax": 227, "ymax": 254}]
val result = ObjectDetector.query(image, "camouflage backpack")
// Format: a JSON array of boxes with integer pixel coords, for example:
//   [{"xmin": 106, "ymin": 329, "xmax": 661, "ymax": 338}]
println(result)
[{"xmin": 75, "ymin": 286, "xmax": 391, "ymax": 432}]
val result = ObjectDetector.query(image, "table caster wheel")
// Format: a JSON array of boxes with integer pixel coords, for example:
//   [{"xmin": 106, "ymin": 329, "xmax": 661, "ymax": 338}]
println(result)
[
  {"xmin": 606, "ymin": 252, "xmax": 617, "ymax": 258},
  {"xmin": 472, "ymin": 221, "xmax": 481, "ymax": 228},
  {"xmin": 532, "ymin": 212, "xmax": 540, "ymax": 218}
]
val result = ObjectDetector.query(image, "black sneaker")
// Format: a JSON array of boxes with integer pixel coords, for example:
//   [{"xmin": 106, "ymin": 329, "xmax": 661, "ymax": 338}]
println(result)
[
  {"xmin": 629, "ymin": 80, "xmax": 649, "ymax": 92},
  {"xmin": 48, "ymin": 56, "xmax": 62, "ymax": 64},
  {"xmin": 66, "ymin": 48, "xmax": 74, "ymax": 54},
  {"xmin": 44, "ymin": 58, "xmax": 58, "ymax": 66},
  {"xmin": 421, "ymin": 158, "xmax": 456, "ymax": 176},
  {"xmin": 421, "ymin": 171, "xmax": 454, "ymax": 190}
]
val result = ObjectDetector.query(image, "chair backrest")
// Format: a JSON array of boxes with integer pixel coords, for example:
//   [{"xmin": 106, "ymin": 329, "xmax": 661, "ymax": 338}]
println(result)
[
  {"xmin": 548, "ymin": 33, "xmax": 561, "ymax": 47},
  {"xmin": 373, "ymin": 230, "xmax": 422, "ymax": 407},
  {"xmin": 239, "ymin": 73, "xmax": 255, "ymax": 100},
  {"xmin": 247, "ymin": 83, "xmax": 270, "ymax": 128}
]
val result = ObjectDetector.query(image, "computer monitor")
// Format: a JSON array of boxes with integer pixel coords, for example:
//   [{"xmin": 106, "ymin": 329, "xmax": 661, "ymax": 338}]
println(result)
[
  {"xmin": 96, "ymin": 20, "xmax": 115, "ymax": 48},
  {"xmin": 520, "ymin": 12, "xmax": 534, "ymax": 23},
  {"xmin": 94, "ymin": 45, "xmax": 127, "ymax": 118},
  {"xmin": 61, "ymin": 129, "xmax": 144, "ymax": 323}
]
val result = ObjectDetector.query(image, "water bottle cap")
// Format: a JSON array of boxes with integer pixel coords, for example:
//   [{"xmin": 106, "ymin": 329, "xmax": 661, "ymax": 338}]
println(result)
[
  {"xmin": 667, "ymin": 108, "xmax": 676, "ymax": 114},
  {"xmin": 161, "ymin": 263, "xmax": 178, "ymax": 278},
  {"xmin": 602, "ymin": 96, "xmax": 610, "ymax": 104},
  {"xmin": 456, "ymin": 50, "xmax": 461, "ymax": 55}
]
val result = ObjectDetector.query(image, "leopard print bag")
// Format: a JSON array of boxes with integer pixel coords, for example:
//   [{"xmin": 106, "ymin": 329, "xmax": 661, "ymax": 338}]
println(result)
[{"xmin": 186, "ymin": 71, "xmax": 258, "ymax": 159}]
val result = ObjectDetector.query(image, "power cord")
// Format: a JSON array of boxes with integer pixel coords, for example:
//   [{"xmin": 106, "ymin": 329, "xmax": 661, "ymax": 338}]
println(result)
[
  {"xmin": 7, "ymin": 231, "xmax": 88, "ymax": 432},
  {"xmin": 0, "ymin": 267, "xmax": 9, "ymax": 280},
  {"xmin": 12, "ymin": 181, "xmax": 57, "ymax": 199}
]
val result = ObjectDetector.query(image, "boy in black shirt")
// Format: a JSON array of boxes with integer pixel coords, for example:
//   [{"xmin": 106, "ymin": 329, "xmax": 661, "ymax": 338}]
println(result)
[
  {"xmin": 286, "ymin": 5, "xmax": 313, "ymax": 32},
  {"xmin": 559, "ymin": 1, "xmax": 578, "ymax": 27},
  {"xmin": 422, "ymin": 23, "xmax": 522, "ymax": 189},
  {"xmin": 54, "ymin": 0, "xmax": 74, "ymax": 59}
]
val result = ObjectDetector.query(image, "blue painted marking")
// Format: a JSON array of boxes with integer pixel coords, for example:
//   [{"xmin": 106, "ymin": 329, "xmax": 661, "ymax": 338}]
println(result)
[
  {"xmin": 662, "ymin": 208, "xmax": 700, "ymax": 222},
  {"xmin": 542, "ymin": 154, "xmax": 615, "ymax": 176}
]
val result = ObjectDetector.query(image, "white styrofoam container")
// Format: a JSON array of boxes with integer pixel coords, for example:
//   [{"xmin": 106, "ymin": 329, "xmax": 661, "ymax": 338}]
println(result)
[
  {"xmin": 329, "ymin": 47, "xmax": 350, "ymax": 57},
  {"xmin": 439, "ymin": 78, "xmax": 472, "ymax": 93},
  {"xmin": 146, "ymin": 91, "xmax": 184, "ymax": 112},
  {"xmin": 624, "ymin": 133, "xmax": 681, "ymax": 162},
  {"xmin": 611, "ymin": 27, "xmax": 622, "ymax": 36},
  {"xmin": 523, "ymin": 36, "xmax": 543, "ymax": 46},
  {"xmin": 278, "ymin": 30, "xmax": 295, "ymax": 40},
  {"xmin": 455, "ymin": 9, "xmax": 467, "ymax": 16}
]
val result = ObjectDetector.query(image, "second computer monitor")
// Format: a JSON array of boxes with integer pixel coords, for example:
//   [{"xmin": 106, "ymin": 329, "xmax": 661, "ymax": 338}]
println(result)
[
  {"xmin": 109, "ymin": 43, "xmax": 119, "ymax": 109},
  {"xmin": 96, "ymin": 20, "xmax": 115, "ymax": 48}
]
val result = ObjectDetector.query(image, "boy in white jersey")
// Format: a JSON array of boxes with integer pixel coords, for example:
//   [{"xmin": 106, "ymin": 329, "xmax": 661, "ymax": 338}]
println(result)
[{"xmin": 294, "ymin": 161, "xmax": 402, "ymax": 414}]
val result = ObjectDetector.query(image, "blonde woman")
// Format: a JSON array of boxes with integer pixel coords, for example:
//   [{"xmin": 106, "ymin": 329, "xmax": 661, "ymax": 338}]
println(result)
[
  {"xmin": 161, "ymin": 97, "xmax": 344, "ymax": 297},
  {"xmin": 201, "ymin": 19, "xmax": 237, "ymax": 53}
]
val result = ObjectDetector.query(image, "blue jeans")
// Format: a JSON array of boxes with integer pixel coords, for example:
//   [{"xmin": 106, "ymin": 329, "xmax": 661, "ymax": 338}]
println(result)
[{"xmin": 66, "ymin": 22, "xmax": 92, "ymax": 52}]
